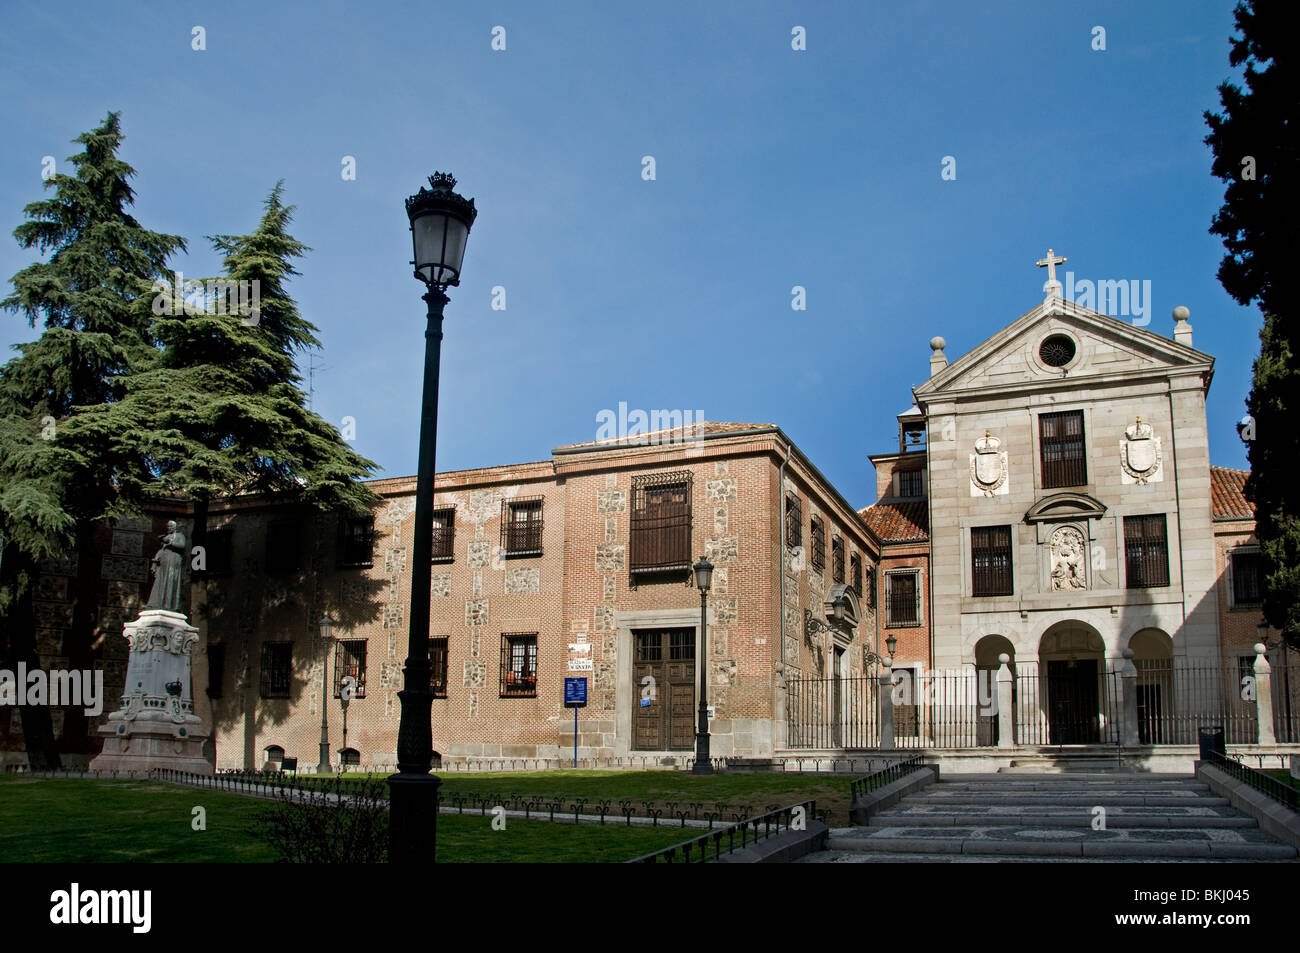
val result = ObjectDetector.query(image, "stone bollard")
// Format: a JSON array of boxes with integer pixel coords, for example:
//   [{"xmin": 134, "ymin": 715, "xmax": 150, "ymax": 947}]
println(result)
[
  {"xmin": 1119, "ymin": 648, "xmax": 1139, "ymax": 747},
  {"xmin": 1254, "ymin": 643, "xmax": 1276, "ymax": 746},
  {"xmin": 878, "ymin": 660, "xmax": 895, "ymax": 750},
  {"xmin": 996, "ymin": 654, "xmax": 1014, "ymax": 749}
]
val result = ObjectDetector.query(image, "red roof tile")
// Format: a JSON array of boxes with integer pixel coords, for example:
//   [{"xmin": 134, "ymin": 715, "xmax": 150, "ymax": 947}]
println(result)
[
  {"xmin": 1211, "ymin": 466, "xmax": 1254, "ymax": 521},
  {"xmin": 859, "ymin": 499, "xmax": 929, "ymax": 542}
]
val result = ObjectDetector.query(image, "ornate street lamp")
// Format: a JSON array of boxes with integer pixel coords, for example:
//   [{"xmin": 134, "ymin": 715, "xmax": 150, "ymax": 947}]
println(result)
[
  {"xmin": 692, "ymin": 555, "xmax": 714, "ymax": 775},
  {"xmin": 317, "ymin": 615, "xmax": 334, "ymax": 774},
  {"xmin": 389, "ymin": 172, "xmax": 478, "ymax": 863}
]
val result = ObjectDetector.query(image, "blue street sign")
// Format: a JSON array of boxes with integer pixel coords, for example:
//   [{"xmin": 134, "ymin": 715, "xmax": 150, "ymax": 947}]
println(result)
[{"xmin": 564, "ymin": 677, "xmax": 588, "ymax": 706}]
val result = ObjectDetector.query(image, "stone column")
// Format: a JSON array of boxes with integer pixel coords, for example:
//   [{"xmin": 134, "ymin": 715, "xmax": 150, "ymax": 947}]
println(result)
[
  {"xmin": 1119, "ymin": 648, "xmax": 1139, "ymax": 747},
  {"xmin": 878, "ymin": 660, "xmax": 895, "ymax": 750},
  {"xmin": 1254, "ymin": 643, "xmax": 1276, "ymax": 746},
  {"xmin": 996, "ymin": 654, "xmax": 1014, "ymax": 749}
]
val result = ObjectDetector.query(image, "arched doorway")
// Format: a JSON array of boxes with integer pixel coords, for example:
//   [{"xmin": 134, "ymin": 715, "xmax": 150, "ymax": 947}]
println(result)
[
  {"xmin": 1039, "ymin": 622, "xmax": 1107, "ymax": 744},
  {"xmin": 1129, "ymin": 628, "xmax": 1173, "ymax": 743},
  {"xmin": 974, "ymin": 635, "xmax": 1016, "ymax": 745}
]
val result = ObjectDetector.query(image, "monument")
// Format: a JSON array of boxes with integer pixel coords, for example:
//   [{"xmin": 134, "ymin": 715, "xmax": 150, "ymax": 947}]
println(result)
[{"xmin": 90, "ymin": 521, "xmax": 213, "ymax": 775}]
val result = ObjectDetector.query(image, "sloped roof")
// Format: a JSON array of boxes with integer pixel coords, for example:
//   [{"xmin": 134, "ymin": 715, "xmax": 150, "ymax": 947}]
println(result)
[
  {"xmin": 553, "ymin": 421, "xmax": 773, "ymax": 451},
  {"xmin": 858, "ymin": 499, "xmax": 929, "ymax": 542},
  {"xmin": 1211, "ymin": 466, "xmax": 1254, "ymax": 521}
]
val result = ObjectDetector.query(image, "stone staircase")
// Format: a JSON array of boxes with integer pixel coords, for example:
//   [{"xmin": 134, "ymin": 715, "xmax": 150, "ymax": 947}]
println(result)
[{"xmin": 798, "ymin": 772, "xmax": 1298, "ymax": 862}]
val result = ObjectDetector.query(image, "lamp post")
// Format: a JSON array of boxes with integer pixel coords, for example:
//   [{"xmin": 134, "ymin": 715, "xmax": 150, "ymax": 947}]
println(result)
[
  {"xmin": 388, "ymin": 172, "xmax": 477, "ymax": 863},
  {"xmin": 317, "ymin": 615, "xmax": 334, "ymax": 774},
  {"xmin": 692, "ymin": 555, "xmax": 714, "ymax": 775}
]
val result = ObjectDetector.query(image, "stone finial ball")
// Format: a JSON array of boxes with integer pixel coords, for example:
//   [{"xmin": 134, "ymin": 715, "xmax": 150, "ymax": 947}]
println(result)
[
  {"xmin": 1172, "ymin": 305, "xmax": 1190, "ymax": 321},
  {"xmin": 998, "ymin": 653, "xmax": 1010, "ymax": 664},
  {"xmin": 1254, "ymin": 642, "xmax": 1267, "ymax": 655},
  {"xmin": 930, "ymin": 336, "xmax": 947, "ymax": 351}
]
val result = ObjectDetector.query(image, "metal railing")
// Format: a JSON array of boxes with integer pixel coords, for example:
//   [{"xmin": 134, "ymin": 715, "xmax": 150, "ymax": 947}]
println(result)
[
  {"xmin": 626, "ymin": 799, "xmax": 819, "ymax": 863},
  {"xmin": 1205, "ymin": 749, "xmax": 1299, "ymax": 811},
  {"xmin": 848, "ymin": 753, "xmax": 927, "ymax": 801}
]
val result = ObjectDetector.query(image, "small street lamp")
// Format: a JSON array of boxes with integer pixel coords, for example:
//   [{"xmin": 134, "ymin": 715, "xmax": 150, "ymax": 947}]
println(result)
[
  {"xmin": 316, "ymin": 614, "xmax": 334, "ymax": 774},
  {"xmin": 692, "ymin": 555, "xmax": 714, "ymax": 775},
  {"xmin": 389, "ymin": 172, "xmax": 477, "ymax": 864}
]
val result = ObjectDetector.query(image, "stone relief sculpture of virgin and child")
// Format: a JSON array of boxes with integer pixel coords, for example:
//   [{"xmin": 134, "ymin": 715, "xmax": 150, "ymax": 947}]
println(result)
[{"xmin": 146, "ymin": 520, "xmax": 187, "ymax": 613}]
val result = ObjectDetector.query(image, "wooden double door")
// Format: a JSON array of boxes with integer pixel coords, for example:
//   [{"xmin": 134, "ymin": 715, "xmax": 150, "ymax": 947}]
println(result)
[{"xmin": 632, "ymin": 628, "xmax": 696, "ymax": 750}]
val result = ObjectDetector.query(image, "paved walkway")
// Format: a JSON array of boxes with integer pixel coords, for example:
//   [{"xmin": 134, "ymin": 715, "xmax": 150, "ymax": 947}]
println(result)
[{"xmin": 797, "ymin": 772, "xmax": 1298, "ymax": 862}]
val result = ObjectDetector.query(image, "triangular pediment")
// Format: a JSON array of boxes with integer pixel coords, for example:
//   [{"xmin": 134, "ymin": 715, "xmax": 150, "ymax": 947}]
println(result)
[{"xmin": 915, "ymin": 298, "xmax": 1214, "ymax": 399}]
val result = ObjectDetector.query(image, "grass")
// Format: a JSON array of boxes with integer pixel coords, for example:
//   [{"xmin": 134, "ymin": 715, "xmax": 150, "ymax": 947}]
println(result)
[{"xmin": 0, "ymin": 775, "xmax": 718, "ymax": 863}]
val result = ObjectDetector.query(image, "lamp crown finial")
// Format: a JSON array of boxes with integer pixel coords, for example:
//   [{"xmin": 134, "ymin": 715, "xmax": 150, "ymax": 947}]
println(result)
[{"xmin": 428, "ymin": 171, "xmax": 457, "ymax": 190}]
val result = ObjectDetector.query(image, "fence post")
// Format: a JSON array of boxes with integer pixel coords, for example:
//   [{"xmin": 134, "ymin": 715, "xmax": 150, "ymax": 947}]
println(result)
[
  {"xmin": 878, "ymin": 660, "xmax": 895, "ymax": 750},
  {"xmin": 1254, "ymin": 643, "xmax": 1277, "ymax": 746},
  {"xmin": 997, "ymin": 654, "xmax": 1014, "ymax": 749},
  {"xmin": 1119, "ymin": 649, "xmax": 1139, "ymax": 747}
]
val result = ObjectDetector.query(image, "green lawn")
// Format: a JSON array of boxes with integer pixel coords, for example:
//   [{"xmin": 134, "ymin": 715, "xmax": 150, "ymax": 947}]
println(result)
[{"xmin": 0, "ymin": 775, "xmax": 710, "ymax": 863}]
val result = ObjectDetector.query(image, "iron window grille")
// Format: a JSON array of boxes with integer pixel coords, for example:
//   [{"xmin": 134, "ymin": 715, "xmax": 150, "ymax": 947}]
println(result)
[
  {"xmin": 629, "ymin": 470, "xmax": 693, "ymax": 573},
  {"xmin": 337, "ymin": 516, "xmax": 375, "ymax": 568},
  {"xmin": 898, "ymin": 470, "xmax": 924, "ymax": 498},
  {"xmin": 432, "ymin": 506, "xmax": 456, "ymax": 562},
  {"xmin": 785, "ymin": 493, "xmax": 803, "ymax": 549},
  {"xmin": 206, "ymin": 643, "xmax": 225, "ymax": 699},
  {"xmin": 501, "ymin": 497, "xmax": 544, "ymax": 557},
  {"xmin": 198, "ymin": 526, "xmax": 234, "ymax": 576},
  {"xmin": 810, "ymin": 515, "xmax": 826, "ymax": 573},
  {"xmin": 500, "ymin": 633, "xmax": 538, "ymax": 697},
  {"xmin": 260, "ymin": 641, "xmax": 293, "ymax": 699},
  {"xmin": 832, "ymin": 535, "xmax": 845, "ymax": 584},
  {"xmin": 851, "ymin": 554, "xmax": 863, "ymax": 595},
  {"xmin": 265, "ymin": 519, "xmax": 301, "ymax": 574},
  {"xmin": 429, "ymin": 638, "xmax": 449, "ymax": 698},
  {"xmin": 1039, "ymin": 410, "xmax": 1088, "ymax": 489},
  {"xmin": 1124, "ymin": 514, "xmax": 1170, "ymax": 589},
  {"xmin": 885, "ymin": 571, "xmax": 921, "ymax": 627},
  {"xmin": 864, "ymin": 565, "xmax": 877, "ymax": 608},
  {"xmin": 669, "ymin": 629, "xmax": 695, "ymax": 660},
  {"xmin": 971, "ymin": 525, "xmax": 1013, "ymax": 597},
  {"xmin": 1231, "ymin": 550, "xmax": 1263, "ymax": 606},
  {"xmin": 333, "ymin": 639, "xmax": 367, "ymax": 699},
  {"xmin": 635, "ymin": 632, "xmax": 663, "ymax": 662}
]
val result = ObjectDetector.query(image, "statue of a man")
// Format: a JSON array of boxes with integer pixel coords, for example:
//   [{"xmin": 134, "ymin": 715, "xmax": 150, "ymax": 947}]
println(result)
[{"xmin": 146, "ymin": 521, "xmax": 187, "ymax": 612}]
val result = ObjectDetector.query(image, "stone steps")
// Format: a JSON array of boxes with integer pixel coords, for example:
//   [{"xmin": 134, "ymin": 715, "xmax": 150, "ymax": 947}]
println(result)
[{"xmin": 801, "ymin": 771, "xmax": 1298, "ymax": 863}]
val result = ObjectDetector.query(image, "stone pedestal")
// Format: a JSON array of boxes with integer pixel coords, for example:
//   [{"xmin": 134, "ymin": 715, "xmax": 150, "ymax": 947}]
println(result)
[{"xmin": 89, "ymin": 609, "xmax": 213, "ymax": 775}]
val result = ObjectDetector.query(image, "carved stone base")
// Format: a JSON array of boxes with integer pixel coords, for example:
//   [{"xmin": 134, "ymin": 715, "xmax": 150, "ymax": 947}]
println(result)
[
  {"xmin": 89, "ymin": 607, "xmax": 212, "ymax": 776},
  {"xmin": 89, "ymin": 711, "xmax": 213, "ymax": 775}
]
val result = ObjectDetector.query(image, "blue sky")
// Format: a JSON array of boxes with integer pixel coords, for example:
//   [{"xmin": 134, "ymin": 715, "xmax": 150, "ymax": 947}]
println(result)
[{"xmin": 0, "ymin": 0, "xmax": 1259, "ymax": 508}]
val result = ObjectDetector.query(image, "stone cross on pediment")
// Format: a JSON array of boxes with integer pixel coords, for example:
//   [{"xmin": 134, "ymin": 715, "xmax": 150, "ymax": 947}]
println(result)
[{"xmin": 1036, "ymin": 248, "xmax": 1067, "ymax": 298}]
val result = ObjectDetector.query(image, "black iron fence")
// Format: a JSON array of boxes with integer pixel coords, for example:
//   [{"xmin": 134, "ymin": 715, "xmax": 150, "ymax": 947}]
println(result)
[
  {"xmin": 848, "ymin": 753, "xmax": 928, "ymax": 801},
  {"xmin": 1204, "ymin": 749, "xmax": 1299, "ymax": 811},
  {"xmin": 626, "ymin": 799, "xmax": 819, "ymax": 863},
  {"xmin": 785, "ymin": 657, "xmax": 1294, "ymax": 749}
]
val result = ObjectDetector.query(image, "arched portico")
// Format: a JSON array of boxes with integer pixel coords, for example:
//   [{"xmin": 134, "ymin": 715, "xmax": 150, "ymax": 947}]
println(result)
[
  {"xmin": 1128, "ymin": 628, "xmax": 1173, "ymax": 743},
  {"xmin": 1038, "ymin": 621, "xmax": 1107, "ymax": 744}
]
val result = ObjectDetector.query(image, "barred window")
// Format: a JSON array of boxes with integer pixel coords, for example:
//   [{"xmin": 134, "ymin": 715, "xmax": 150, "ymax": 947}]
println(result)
[
  {"xmin": 1040, "ymin": 410, "xmax": 1087, "ymax": 489},
  {"xmin": 432, "ymin": 507, "xmax": 456, "ymax": 563},
  {"xmin": 1124, "ymin": 514, "xmax": 1169, "ymax": 589},
  {"xmin": 1231, "ymin": 550, "xmax": 1263, "ymax": 606},
  {"xmin": 333, "ymin": 639, "xmax": 367, "ymax": 699},
  {"xmin": 785, "ymin": 493, "xmax": 802, "ymax": 548},
  {"xmin": 630, "ymin": 471, "xmax": 692, "ymax": 573},
  {"xmin": 971, "ymin": 525, "xmax": 1013, "ymax": 597},
  {"xmin": 260, "ymin": 641, "xmax": 293, "ymax": 699},
  {"xmin": 500, "ymin": 633, "xmax": 538, "ymax": 697},
  {"xmin": 669, "ymin": 629, "xmax": 695, "ymax": 660},
  {"xmin": 898, "ymin": 470, "xmax": 924, "ymax": 498},
  {"xmin": 265, "ymin": 519, "xmax": 301, "ymax": 574},
  {"xmin": 337, "ymin": 516, "xmax": 375, "ymax": 568},
  {"xmin": 429, "ymin": 637, "xmax": 449, "ymax": 698},
  {"xmin": 832, "ymin": 535, "xmax": 845, "ymax": 584},
  {"xmin": 810, "ymin": 515, "xmax": 826, "ymax": 573},
  {"xmin": 864, "ymin": 565, "xmax": 877, "ymax": 608},
  {"xmin": 206, "ymin": 643, "xmax": 225, "ymax": 699},
  {"xmin": 885, "ymin": 571, "xmax": 920, "ymax": 627},
  {"xmin": 851, "ymin": 553, "xmax": 863, "ymax": 595},
  {"xmin": 502, "ymin": 498, "xmax": 543, "ymax": 557}
]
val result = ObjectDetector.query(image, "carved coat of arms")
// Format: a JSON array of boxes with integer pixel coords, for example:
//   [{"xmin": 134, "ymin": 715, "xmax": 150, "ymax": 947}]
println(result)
[
  {"xmin": 1120, "ymin": 417, "xmax": 1162, "ymax": 484},
  {"xmin": 969, "ymin": 431, "xmax": 1009, "ymax": 497}
]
